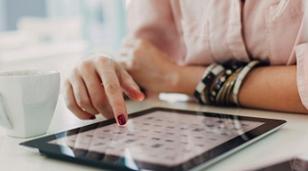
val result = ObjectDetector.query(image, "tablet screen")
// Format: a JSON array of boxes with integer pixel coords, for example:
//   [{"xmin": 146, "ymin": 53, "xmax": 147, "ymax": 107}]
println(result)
[
  {"xmin": 21, "ymin": 108, "xmax": 286, "ymax": 171},
  {"xmin": 50, "ymin": 110, "xmax": 263, "ymax": 166}
]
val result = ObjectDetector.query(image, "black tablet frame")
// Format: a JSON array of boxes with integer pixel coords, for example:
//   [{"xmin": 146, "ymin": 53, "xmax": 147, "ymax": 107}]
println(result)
[{"xmin": 20, "ymin": 107, "xmax": 286, "ymax": 171}]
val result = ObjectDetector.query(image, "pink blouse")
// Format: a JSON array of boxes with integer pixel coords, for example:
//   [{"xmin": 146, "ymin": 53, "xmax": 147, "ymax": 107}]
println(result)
[{"xmin": 125, "ymin": 0, "xmax": 308, "ymax": 109}]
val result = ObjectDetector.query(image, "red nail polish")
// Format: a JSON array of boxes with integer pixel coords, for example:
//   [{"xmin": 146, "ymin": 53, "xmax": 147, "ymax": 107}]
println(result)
[
  {"xmin": 90, "ymin": 116, "xmax": 96, "ymax": 120},
  {"xmin": 117, "ymin": 114, "xmax": 127, "ymax": 125},
  {"xmin": 138, "ymin": 93, "xmax": 145, "ymax": 101}
]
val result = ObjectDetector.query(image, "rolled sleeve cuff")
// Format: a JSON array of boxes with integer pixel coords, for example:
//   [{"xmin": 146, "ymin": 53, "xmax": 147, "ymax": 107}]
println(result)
[{"xmin": 296, "ymin": 43, "xmax": 308, "ymax": 109}]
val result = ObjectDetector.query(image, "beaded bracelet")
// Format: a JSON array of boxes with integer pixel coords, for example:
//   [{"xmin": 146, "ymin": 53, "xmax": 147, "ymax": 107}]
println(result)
[{"xmin": 207, "ymin": 71, "xmax": 228, "ymax": 104}]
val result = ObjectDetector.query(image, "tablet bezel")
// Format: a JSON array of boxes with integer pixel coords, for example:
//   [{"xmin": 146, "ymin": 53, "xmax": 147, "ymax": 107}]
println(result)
[{"xmin": 20, "ymin": 107, "xmax": 286, "ymax": 171}]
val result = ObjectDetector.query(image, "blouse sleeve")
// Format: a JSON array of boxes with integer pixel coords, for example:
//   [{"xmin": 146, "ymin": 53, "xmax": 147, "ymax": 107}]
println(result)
[
  {"xmin": 124, "ymin": 0, "xmax": 185, "ymax": 61},
  {"xmin": 295, "ymin": 43, "xmax": 308, "ymax": 109},
  {"xmin": 295, "ymin": 1, "xmax": 308, "ymax": 109}
]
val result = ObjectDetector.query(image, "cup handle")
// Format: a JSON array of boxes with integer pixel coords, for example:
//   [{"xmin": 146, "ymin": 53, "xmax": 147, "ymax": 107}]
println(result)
[{"xmin": 0, "ymin": 95, "xmax": 12, "ymax": 129}]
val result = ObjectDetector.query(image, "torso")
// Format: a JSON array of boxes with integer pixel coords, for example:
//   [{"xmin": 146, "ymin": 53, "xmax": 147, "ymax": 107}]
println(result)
[{"xmin": 172, "ymin": 0, "xmax": 304, "ymax": 65}]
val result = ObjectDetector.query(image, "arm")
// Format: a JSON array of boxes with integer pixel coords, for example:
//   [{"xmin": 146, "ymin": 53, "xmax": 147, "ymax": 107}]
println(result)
[
  {"xmin": 238, "ymin": 65, "xmax": 308, "ymax": 113},
  {"xmin": 173, "ymin": 65, "xmax": 308, "ymax": 114},
  {"xmin": 126, "ymin": 0, "xmax": 184, "ymax": 60},
  {"xmin": 121, "ymin": 38, "xmax": 308, "ymax": 114}
]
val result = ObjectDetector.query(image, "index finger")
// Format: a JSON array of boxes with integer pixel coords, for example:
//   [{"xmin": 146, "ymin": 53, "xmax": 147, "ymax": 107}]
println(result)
[{"xmin": 95, "ymin": 58, "xmax": 127, "ymax": 126}]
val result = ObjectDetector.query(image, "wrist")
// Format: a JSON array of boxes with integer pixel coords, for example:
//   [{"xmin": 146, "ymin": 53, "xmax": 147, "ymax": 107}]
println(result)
[
  {"xmin": 162, "ymin": 64, "xmax": 182, "ymax": 93},
  {"xmin": 171, "ymin": 65, "xmax": 206, "ymax": 95}
]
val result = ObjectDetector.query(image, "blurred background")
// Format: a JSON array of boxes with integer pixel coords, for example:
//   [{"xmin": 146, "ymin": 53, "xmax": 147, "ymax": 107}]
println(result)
[{"xmin": 0, "ymin": 0, "xmax": 127, "ymax": 76}]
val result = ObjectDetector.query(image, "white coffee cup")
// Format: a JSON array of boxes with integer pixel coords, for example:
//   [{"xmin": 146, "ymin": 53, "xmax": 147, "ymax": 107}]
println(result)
[{"xmin": 0, "ymin": 70, "xmax": 60, "ymax": 138}]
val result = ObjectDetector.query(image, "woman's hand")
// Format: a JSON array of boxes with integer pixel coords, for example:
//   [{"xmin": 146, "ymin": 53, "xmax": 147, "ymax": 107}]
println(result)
[
  {"xmin": 120, "ymin": 39, "xmax": 180, "ymax": 93},
  {"xmin": 64, "ymin": 57, "xmax": 145, "ymax": 126}
]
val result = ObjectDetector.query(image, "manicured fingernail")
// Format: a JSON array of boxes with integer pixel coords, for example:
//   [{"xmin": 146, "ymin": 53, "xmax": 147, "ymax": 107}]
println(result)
[
  {"xmin": 89, "ymin": 116, "xmax": 96, "ymax": 120},
  {"xmin": 117, "ymin": 114, "xmax": 127, "ymax": 126},
  {"xmin": 137, "ymin": 93, "xmax": 145, "ymax": 101},
  {"xmin": 130, "ymin": 89, "xmax": 145, "ymax": 101}
]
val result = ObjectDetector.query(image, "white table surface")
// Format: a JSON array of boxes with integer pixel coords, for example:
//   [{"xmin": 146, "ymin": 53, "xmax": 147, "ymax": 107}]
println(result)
[{"xmin": 1, "ymin": 96, "xmax": 308, "ymax": 171}]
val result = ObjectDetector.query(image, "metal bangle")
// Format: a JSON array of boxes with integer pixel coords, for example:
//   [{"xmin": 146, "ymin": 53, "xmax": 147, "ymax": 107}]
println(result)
[
  {"xmin": 232, "ymin": 60, "xmax": 260, "ymax": 106},
  {"xmin": 216, "ymin": 68, "xmax": 242, "ymax": 105}
]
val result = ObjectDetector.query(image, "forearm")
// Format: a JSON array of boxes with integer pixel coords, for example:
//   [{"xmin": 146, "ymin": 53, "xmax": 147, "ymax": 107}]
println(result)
[
  {"xmin": 173, "ymin": 65, "xmax": 308, "ymax": 114},
  {"xmin": 238, "ymin": 65, "xmax": 308, "ymax": 114}
]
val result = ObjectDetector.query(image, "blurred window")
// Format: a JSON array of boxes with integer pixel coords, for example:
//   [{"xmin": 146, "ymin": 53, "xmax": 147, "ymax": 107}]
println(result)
[{"xmin": 0, "ymin": 0, "xmax": 127, "ymax": 61}]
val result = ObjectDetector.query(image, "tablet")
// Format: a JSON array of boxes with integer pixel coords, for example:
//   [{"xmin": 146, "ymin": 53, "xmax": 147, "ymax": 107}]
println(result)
[{"xmin": 21, "ymin": 107, "xmax": 286, "ymax": 171}]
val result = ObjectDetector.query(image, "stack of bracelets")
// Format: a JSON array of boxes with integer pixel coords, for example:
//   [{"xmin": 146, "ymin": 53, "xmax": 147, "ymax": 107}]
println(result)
[{"xmin": 194, "ymin": 60, "xmax": 263, "ymax": 106}]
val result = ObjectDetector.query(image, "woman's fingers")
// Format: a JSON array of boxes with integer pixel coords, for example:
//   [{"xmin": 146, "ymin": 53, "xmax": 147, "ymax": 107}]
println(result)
[
  {"xmin": 64, "ymin": 80, "xmax": 95, "ymax": 120},
  {"xmin": 65, "ymin": 56, "xmax": 144, "ymax": 125},
  {"xmin": 78, "ymin": 61, "xmax": 114, "ymax": 119},
  {"xmin": 95, "ymin": 58, "xmax": 128, "ymax": 126},
  {"xmin": 69, "ymin": 69, "xmax": 98, "ymax": 115},
  {"xmin": 116, "ymin": 63, "xmax": 145, "ymax": 101}
]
